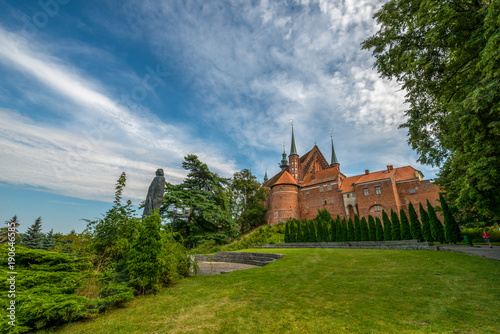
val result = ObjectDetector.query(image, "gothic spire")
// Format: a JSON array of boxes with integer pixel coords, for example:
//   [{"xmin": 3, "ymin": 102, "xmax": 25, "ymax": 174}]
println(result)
[
  {"xmin": 263, "ymin": 167, "xmax": 268, "ymax": 183},
  {"xmin": 330, "ymin": 129, "xmax": 339, "ymax": 165},
  {"xmin": 280, "ymin": 143, "xmax": 288, "ymax": 171},
  {"xmin": 290, "ymin": 119, "xmax": 298, "ymax": 156}
]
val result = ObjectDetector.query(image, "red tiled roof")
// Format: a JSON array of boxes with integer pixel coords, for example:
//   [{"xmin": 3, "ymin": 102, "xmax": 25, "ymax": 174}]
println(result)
[
  {"xmin": 355, "ymin": 169, "xmax": 395, "ymax": 184},
  {"xmin": 263, "ymin": 170, "xmax": 285, "ymax": 188},
  {"xmin": 273, "ymin": 171, "xmax": 298, "ymax": 186},
  {"xmin": 302, "ymin": 168, "xmax": 340, "ymax": 187},
  {"xmin": 394, "ymin": 166, "xmax": 421, "ymax": 181},
  {"xmin": 339, "ymin": 175, "xmax": 363, "ymax": 193}
]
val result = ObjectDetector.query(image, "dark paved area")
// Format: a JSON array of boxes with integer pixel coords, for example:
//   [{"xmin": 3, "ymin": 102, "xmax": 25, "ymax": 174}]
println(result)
[
  {"xmin": 438, "ymin": 244, "xmax": 500, "ymax": 261},
  {"xmin": 196, "ymin": 261, "xmax": 258, "ymax": 275}
]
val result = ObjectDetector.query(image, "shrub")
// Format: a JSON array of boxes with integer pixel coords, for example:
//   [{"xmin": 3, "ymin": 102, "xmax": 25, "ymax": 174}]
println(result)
[
  {"xmin": 428, "ymin": 200, "xmax": 445, "ymax": 244},
  {"xmin": 440, "ymin": 193, "xmax": 462, "ymax": 244},
  {"xmin": 382, "ymin": 210, "xmax": 392, "ymax": 241},
  {"xmin": 400, "ymin": 209, "xmax": 412, "ymax": 240},
  {"xmin": 354, "ymin": 215, "xmax": 361, "ymax": 241},
  {"xmin": 408, "ymin": 202, "xmax": 422, "ymax": 240},
  {"xmin": 368, "ymin": 215, "xmax": 376, "ymax": 241},
  {"xmin": 391, "ymin": 209, "xmax": 401, "ymax": 240},
  {"xmin": 347, "ymin": 217, "xmax": 355, "ymax": 241},
  {"xmin": 420, "ymin": 203, "xmax": 433, "ymax": 242},
  {"xmin": 375, "ymin": 217, "xmax": 384, "ymax": 241}
]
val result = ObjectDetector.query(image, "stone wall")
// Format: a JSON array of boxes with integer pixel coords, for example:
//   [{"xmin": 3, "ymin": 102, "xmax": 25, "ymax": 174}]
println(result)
[
  {"xmin": 255, "ymin": 239, "xmax": 439, "ymax": 251},
  {"xmin": 194, "ymin": 252, "xmax": 284, "ymax": 267}
]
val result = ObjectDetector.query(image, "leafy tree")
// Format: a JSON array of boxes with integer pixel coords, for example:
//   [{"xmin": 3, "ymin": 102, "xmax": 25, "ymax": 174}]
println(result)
[
  {"xmin": 375, "ymin": 217, "xmax": 384, "ymax": 241},
  {"xmin": 428, "ymin": 200, "xmax": 445, "ymax": 244},
  {"xmin": 85, "ymin": 172, "xmax": 139, "ymax": 266},
  {"xmin": 391, "ymin": 209, "xmax": 401, "ymax": 240},
  {"xmin": 400, "ymin": 209, "xmax": 412, "ymax": 240},
  {"xmin": 440, "ymin": 193, "xmax": 462, "ymax": 243},
  {"xmin": 127, "ymin": 213, "xmax": 163, "ymax": 294},
  {"xmin": 354, "ymin": 215, "xmax": 361, "ymax": 241},
  {"xmin": 360, "ymin": 217, "xmax": 369, "ymax": 241},
  {"xmin": 420, "ymin": 203, "xmax": 433, "ymax": 242},
  {"xmin": 347, "ymin": 217, "xmax": 354, "ymax": 241},
  {"xmin": 229, "ymin": 169, "xmax": 268, "ymax": 232},
  {"xmin": 368, "ymin": 215, "xmax": 376, "ymax": 241},
  {"xmin": 23, "ymin": 216, "xmax": 44, "ymax": 249},
  {"xmin": 0, "ymin": 215, "xmax": 21, "ymax": 244},
  {"xmin": 362, "ymin": 0, "xmax": 500, "ymax": 224},
  {"xmin": 408, "ymin": 202, "xmax": 422, "ymax": 240},
  {"xmin": 162, "ymin": 155, "xmax": 239, "ymax": 247},
  {"xmin": 382, "ymin": 210, "xmax": 392, "ymax": 241}
]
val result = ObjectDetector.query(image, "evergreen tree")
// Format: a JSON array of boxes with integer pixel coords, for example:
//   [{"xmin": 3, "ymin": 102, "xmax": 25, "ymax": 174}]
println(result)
[
  {"xmin": 347, "ymin": 217, "xmax": 354, "ymax": 241},
  {"xmin": 0, "ymin": 215, "xmax": 21, "ymax": 244},
  {"xmin": 316, "ymin": 219, "xmax": 323, "ymax": 242},
  {"xmin": 360, "ymin": 217, "xmax": 369, "ymax": 241},
  {"xmin": 375, "ymin": 217, "xmax": 384, "ymax": 241},
  {"xmin": 310, "ymin": 220, "xmax": 317, "ymax": 242},
  {"xmin": 368, "ymin": 215, "xmax": 376, "ymax": 241},
  {"xmin": 23, "ymin": 217, "xmax": 44, "ymax": 249},
  {"xmin": 400, "ymin": 209, "xmax": 412, "ymax": 240},
  {"xmin": 297, "ymin": 220, "xmax": 304, "ymax": 242},
  {"xmin": 329, "ymin": 216, "xmax": 336, "ymax": 242},
  {"xmin": 323, "ymin": 217, "xmax": 331, "ymax": 242},
  {"xmin": 440, "ymin": 193, "xmax": 462, "ymax": 244},
  {"xmin": 408, "ymin": 202, "xmax": 422, "ymax": 240},
  {"xmin": 382, "ymin": 210, "xmax": 392, "ymax": 241},
  {"xmin": 354, "ymin": 215, "xmax": 361, "ymax": 241},
  {"xmin": 335, "ymin": 216, "xmax": 342, "ymax": 242},
  {"xmin": 420, "ymin": 203, "xmax": 433, "ymax": 242},
  {"xmin": 127, "ymin": 213, "xmax": 163, "ymax": 294},
  {"xmin": 40, "ymin": 229, "xmax": 56, "ymax": 250},
  {"xmin": 341, "ymin": 217, "xmax": 348, "ymax": 241},
  {"xmin": 284, "ymin": 221, "xmax": 290, "ymax": 243},
  {"xmin": 428, "ymin": 200, "xmax": 445, "ymax": 244},
  {"xmin": 391, "ymin": 209, "xmax": 401, "ymax": 240}
]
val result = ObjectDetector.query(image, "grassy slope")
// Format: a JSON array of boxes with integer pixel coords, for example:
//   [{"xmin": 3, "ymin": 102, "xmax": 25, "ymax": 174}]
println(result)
[{"xmin": 41, "ymin": 249, "xmax": 500, "ymax": 334}]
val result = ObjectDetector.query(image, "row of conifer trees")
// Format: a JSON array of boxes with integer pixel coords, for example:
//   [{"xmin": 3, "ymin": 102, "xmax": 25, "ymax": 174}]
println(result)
[{"xmin": 284, "ymin": 194, "xmax": 462, "ymax": 244}]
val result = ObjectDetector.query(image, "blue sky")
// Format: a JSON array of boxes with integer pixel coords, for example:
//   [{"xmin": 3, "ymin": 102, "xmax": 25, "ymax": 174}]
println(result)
[{"xmin": 0, "ymin": 0, "xmax": 439, "ymax": 234}]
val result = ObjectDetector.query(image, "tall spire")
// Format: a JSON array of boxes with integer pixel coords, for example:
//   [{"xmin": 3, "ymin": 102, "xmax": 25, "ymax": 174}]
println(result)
[
  {"xmin": 280, "ymin": 143, "xmax": 288, "ymax": 171},
  {"xmin": 263, "ymin": 167, "xmax": 268, "ymax": 183},
  {"xmin": 330, "ymin": 129, "xmax": 339, "ymax": 165},
  {"xmin": 290, "ymin": 119, "xmax": 298, "ymax": 156}
]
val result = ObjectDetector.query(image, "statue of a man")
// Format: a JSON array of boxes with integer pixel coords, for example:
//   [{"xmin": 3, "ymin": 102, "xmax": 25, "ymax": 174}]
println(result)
[{"xmin": 143, "ymin": 168, "xmax": 165, "ymax": 217}]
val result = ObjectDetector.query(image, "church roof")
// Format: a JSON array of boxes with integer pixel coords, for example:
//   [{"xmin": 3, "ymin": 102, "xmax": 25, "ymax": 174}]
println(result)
[
  {"xmin": 339, "ymin": 175, "xmax": 364, "ymax": 193},
  {"xmin": 302, "ymin": 168, "xmax": 341, "ymax": 187},
  {"xmin": 340, "ymin": 166, "xmax": 423, "ymax": 193},
  {"xmin": 273, "ymin": 170, "xmax": 298, "ymax": 186},
  {"xmin": 262, "ymin": 170, "xmax": 285, "ymax": 188}
]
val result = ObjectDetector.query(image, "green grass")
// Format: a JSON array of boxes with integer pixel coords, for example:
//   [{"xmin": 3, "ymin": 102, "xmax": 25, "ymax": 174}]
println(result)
[{"xmin": 40, "ymin": 249, "xmax": 500, "ymax": 334}]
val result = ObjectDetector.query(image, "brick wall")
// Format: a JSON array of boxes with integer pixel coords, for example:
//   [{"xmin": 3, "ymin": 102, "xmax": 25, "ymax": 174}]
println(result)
[
  {"xmin": 298, "ymin": 181, "xmax": 345, "ymax": 220},
  {"xmin": 266, "ymin": 184, "xmax": 300, "ymax": 225}
]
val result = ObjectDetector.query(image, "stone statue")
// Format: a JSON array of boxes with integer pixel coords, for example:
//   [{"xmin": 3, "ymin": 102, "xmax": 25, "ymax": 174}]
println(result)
[{"xmin": 143, "ymin": 168, "xmax": 165, "ymax": 217}]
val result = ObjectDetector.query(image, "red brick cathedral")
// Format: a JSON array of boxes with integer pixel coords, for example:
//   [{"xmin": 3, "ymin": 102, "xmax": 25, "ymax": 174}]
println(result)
[{"xmin": 263, "ymin": 127, "xmax": 440, "ymax": 225}]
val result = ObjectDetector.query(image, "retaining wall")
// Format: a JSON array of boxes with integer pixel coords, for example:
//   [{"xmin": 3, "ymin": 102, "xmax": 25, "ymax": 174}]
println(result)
[{"xmin": 193, "ymin": 252, "xmax": 284, "ymax": 267}]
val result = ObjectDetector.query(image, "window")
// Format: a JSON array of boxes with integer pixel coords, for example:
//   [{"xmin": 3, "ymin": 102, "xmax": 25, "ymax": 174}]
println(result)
[
  {"xmin": 306, "ymin": 190, "xmax": 310, "ymax": 195},
  {"xmin": 364, "ymin": 188, "xmax": 369, "ymax": 196},
  {"xmin": 279, "ymin": 187, "xmax": 283, "ymax": 191},
  {"xmin": 375, "ymin": 186, "xmax": 381, "ymax": 195},
  {"xmin": 346, "ymin": 194, "xmax": 350, "ymax": 198},
  {"xmin": 319, "ymin": 186, "xmax": 324, "ymax": 193},
  {"xmin": 409, "ymin": 188, "xmax": 416, "ymax": 194},
  {"xmin": 327, "ymin": 184, "xmax": 332, "ymax": 191},
  {"xmin": 323, "ymin": 198, "xmax": 327, "ymax": 205},
  {"xmin": 329, "ymin": 198, "xmax": 334, "ymax": 204},
  {"xmin": 374, "ymin": 205, "xmax": 381, "ymax": 212}
]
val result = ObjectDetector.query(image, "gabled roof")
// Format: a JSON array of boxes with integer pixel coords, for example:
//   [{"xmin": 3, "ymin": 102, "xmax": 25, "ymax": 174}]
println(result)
[
  {"xmin": 355, "ymin": 169, "xmax": 395, "ymax": 185},
  {"xmin": 339, "ymin": 166, "xmax": 423, "ymax": 193},
  {"xmin": 394, "ymin": 166, "xmax": 422, "ymax": 181},
  {"xmin": 263, "ymin": 170, "xmax": 285, "ymax": 188},
  {"xmin": 302, "ymin": 168, "xmax": 341, "ymax": 187},
  {"xmin": 273, "ymin": 170, "xmax": 298, "ymax": 186}
]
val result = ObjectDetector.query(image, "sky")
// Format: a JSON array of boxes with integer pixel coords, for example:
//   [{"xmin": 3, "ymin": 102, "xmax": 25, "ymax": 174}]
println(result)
[{"xmin": 0, "ymin": 0, "xmax": 439, "ymax": 234}]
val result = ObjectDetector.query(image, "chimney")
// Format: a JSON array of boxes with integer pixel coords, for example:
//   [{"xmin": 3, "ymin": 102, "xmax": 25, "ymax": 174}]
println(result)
[
  {"xmin": 387, "ymin": 165, "xmax": 393, "ymax": 172},
  {"xmin": 365, "ymin": 169, "xmax": 369, "ymax": 175}
]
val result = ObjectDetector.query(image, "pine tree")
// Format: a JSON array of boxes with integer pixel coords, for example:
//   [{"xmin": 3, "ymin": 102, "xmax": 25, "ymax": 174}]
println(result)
[
  {"xmin": 375, "ymin": 217, "xmax": 384, "ymax": 241},
  {"xmin": 0, "ymin": 215, "xmax": 21, "ymax": 244},
  {"xmin": 23, "ymin": 217, "xmax": 44, "ymax": 249},
  {"xmin": 341, "ymin": 217, "xmax": 348, "ymax": 241},
  {"xmin": 323, "ymin": 217, "xmax": 331, "ymax": 242},
  {"xmin": 291, "ymin": 220, "xmax": 298, "ymax": 242},
  {"xmin": 308, "ymin": 220, "xmax": 316, "ymax": 242},
  {"xmin": 368, "ymin": 215, "xmax": 376, "ymax": 241},
  {"xmin": 420, "ymin": 203, "xmax": 433, "ymax": 242},
  {"xmin": 354, "ymin": 215, "xmax": 361, "ymax": 241},
  {"xmin": 347, "ymin": 217, "xmax": 354, "ymax": 241},
  {"xmin": 427, "ymin": 200, "xmax": 445, "ymax": 244},
  {"xmin": 329, "ymin": 216, "xmax": 336, "ymax": 242},
  {"xmin": 382, "ymin": 210, "xmax": 392, "ymax": 241},
  {"xmin": 408, "ymin": 202, "xmax": 422, "ymax": 240},
  {"xmin": 440, "ymin": 193, "xmax": 462, "ymax": 244},
  {"xmin": 360, "ymin": 217, "xmax": 369, "ymax": 241},
  {"xmin": 391, "ymin": 209, "xmax": 401, "ymax": 240},
  {"xmin": 40, "ymin": 229, "xmax": 56, "ymax": 250},
  {"xmin": 400, "ymin": 209, "xmax": 412, "ymax": 240}
]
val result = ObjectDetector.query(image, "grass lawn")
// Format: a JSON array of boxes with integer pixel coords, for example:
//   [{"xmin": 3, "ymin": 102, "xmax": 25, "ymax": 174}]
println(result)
[{"xmin": 41, "ymin": 249, "xmax": 500, "ymax": 334}]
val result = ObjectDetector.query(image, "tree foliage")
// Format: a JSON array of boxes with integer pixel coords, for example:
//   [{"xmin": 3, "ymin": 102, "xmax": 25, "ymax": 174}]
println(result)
[
  {"xmin": 23, "ymin": 217, "xmax": 44, "ymax": 249},
  {"xmin": 428, "ymin": 200, "xmax": 445, "ymax": 243},
  {"xmin": 400, "ymin": 209, "xmax": 412, "ymax": 240},
  {"xmin": 420, "ymin": 202, "xmax": 433, "ymax": 242},
  {"xmin": 391, "ymin": 209, "xmax": 401, "ymax": 241},
  {"xmin": 368, "ymin": 215, "xmax": 376, "ymax": 241},
  {"xmin": 440, "ymin": 193, "xmax": 462, "ymax": 243},
  {"xmin": 375, "ymin": 217, "xmax": 384, "ymax": 241},
  {"xmin": 382, "ymin": 210, "xmax": 392, "ymax": 241},
  {"xmin": 362, "ymin": 0, "xmax": 500, "ymax": 224},
  {"xmin": 408, "ymin": 202, "xmax": 422, "ymax": 240}
]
